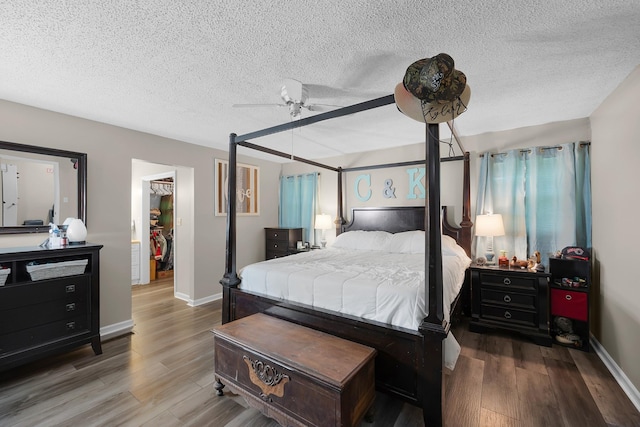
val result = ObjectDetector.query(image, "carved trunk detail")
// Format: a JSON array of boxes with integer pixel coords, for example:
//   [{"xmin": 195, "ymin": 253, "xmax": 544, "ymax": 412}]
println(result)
[{"xmin": 243, "ymin": 355, "xmax": 290, "ymax": 398}]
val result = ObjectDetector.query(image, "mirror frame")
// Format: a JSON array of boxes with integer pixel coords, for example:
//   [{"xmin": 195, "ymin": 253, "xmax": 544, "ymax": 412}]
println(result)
[{"xmin": 0, "ymin": 140, "xmax": 87, "ymax": 235}]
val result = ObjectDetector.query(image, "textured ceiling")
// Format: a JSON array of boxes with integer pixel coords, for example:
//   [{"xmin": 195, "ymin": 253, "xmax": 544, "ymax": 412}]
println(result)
[{"xmin": 1, "ymin": 1, "xmax": 639, "ymax": 160}]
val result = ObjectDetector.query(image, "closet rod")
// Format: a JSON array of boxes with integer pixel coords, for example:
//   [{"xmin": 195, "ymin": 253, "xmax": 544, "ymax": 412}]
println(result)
[{"xmin": 151, "ymin": 180, "xmax": 174, "ymax": 184}]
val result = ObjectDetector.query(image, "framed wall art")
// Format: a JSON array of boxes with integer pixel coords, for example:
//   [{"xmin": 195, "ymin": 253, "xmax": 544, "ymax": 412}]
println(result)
[{"xmin": 214, "ymin": 158, "xmax": 260, "ymax": 216}]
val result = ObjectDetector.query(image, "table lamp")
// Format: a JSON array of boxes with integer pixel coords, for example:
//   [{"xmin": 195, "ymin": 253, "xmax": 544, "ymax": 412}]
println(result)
[
  {"xmin": 474, "ymin": 213, "xmax": 505, "ymax": 265},
  {"xmin": 314, "ymin": 214, "xmax": 333, "ymax": 248}
]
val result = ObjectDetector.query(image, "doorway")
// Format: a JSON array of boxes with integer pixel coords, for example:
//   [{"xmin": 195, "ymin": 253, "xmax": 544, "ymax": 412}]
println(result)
[{"xmin": 131, "ymin": 159, "xmax": 195, "ymax": 303}]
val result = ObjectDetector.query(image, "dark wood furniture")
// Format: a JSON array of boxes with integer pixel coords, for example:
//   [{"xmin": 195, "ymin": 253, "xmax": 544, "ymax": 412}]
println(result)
[
  {"xmin": 220, "ymin": 96, "xmax": 473, "ymax": 426},
  {"xmin": 549, "ymin": 257, "xmax": 591, "ymax": 351},
  {"xmin": 213, "ymin": 313, "xmax": 376, "ymax": 427},
  {"xmin": 470, "ymin": 264, "xmax": 552, "ymax": 346},
  {"xmin": 265, "ymin": 227, "xmax": 303, "ymax": 260},
  {"xmin": 0, "ymin": 243, "xmax": 102, "ymax": 371}
]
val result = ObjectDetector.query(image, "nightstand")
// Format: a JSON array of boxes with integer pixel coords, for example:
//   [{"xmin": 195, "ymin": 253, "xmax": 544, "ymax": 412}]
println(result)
[
  {"xmin": 264, "ymin": 228, "xmax": 303, "ymax": 260},
  {"xmin": 469, "ymin": 264, "xmax": 551, "ymax": 346}
]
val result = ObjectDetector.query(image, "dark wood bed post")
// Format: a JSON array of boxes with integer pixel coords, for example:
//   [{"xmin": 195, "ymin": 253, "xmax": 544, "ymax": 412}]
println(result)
[
  {"xmin": 336, "ymin": 167, "xmax": 345, "ymax": 233},
  {"xmin": 460, "ymin": 151, "xmax": 473, "ymax": 257},
  {"xmin": 220, "ymin": 133, "xmax": 241, "ymax": 324},
  {"xmin": 419, "ymin": 122, "xmax": 447, "ymax": 427}
]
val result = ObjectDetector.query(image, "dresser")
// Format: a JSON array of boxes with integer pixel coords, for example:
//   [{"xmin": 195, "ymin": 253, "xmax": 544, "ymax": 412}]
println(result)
[
  {"xmin": 470, "ymin": 264, "xmax": 551, "ymax": 346},
  {"xmin": 0, "ymin": 243, "xmax": 103, "ymax": 371},
  {"xmin": 264, "ymin": 228, "xmax": 303, "ymax": 260}
]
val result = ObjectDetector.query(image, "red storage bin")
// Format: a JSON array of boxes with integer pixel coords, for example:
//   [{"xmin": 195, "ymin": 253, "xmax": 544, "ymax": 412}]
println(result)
[{"xmin": 551, "ymin": 289, "xmax": 588, "ymax": 321}]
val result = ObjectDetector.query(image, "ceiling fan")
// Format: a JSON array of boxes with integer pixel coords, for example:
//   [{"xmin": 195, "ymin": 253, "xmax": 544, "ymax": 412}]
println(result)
[{"xmin": 232, "ymin": 78, "xmax": 342, "ymax": 118}]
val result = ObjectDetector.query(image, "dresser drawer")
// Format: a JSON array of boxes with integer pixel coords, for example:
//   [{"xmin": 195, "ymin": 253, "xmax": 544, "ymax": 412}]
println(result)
[
  {"xmin": 480, "ymin": 305, "xmax": 536, "ymax": 327},
  {"xmin": 0, "ymin": 314, "xmax": 89, "ymax": 356},
  {"xmin": 266, "ymin": 239, "xmax": 290, "ymax": 254},
  {"xmin": 0, "ymin": 276, "xmax": 90, "ymax": 310},
  {"xmin": 0, "ymin": 298, "xmax": 88, "ymax": 335},
  {"xmin": 479, "ymin": 272, "xmax": 537, "ymax": 291},
  {"xmin": 480, "ymin": 288, "xmax": 536, "ymax": 310},
  {"xmin": 265, "ymin": 229, "xmax": 291, "ymax": 241},
  {"xmin": 551, "ymin": 289, "xmax": 588, "ymax": 321}
]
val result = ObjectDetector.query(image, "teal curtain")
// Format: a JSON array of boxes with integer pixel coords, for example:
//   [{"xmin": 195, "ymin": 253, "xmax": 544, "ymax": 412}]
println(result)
[
  {"xmin": 474, "ymin": 150, "xmax": 527, "ymax": 260},
  {"xmin": 475, "ymin": 142, "xmax": 591, "ymax": 261},
  {"xmin": 279, "ymin": 173, "xmax": 318, "ymax": 244}
]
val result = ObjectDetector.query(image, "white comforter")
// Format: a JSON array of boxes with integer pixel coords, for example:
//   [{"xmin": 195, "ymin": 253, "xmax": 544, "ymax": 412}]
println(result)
[{"xmin": 238, "ymin": 233, "xmax": 471, "ymax": 369}]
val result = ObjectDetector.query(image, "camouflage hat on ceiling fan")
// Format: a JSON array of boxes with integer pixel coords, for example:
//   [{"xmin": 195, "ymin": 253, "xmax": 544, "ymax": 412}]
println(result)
[
  {"xmin": 394, "ymin": 52, "xmax": 470, "ymax": 124},
  {"xmin": 403, "ymin": 53, "xmax": 467, "ymax": 102}
]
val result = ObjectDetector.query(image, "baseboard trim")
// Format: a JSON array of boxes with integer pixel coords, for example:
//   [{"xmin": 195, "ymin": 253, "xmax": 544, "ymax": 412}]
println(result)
[
  {"xmin": 190, "ymin": 293, "xmax": 222, "ymax": 307},
  {"xmin": 100, "ymin": 319, "xmax": 134, "ymax": 341},
  {"xmin": 173, "ymin": 292, "xmax": 222, "ymax": 307},
  {"xmin": 591, "ymin": 334, "xmax": 640, "ymax": 412}
]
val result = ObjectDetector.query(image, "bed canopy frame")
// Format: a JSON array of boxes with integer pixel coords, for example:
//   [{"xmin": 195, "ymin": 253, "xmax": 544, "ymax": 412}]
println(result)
[{"xmin": 219, "ymin": 94, "xmax": 472, "ymax": 427}]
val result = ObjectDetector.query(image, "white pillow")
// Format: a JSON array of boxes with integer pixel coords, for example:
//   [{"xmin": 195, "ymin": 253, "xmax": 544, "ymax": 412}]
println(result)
[
  {"xmin": 442, "ymin": 234, "xmax": 470, "ymax": 258},
  {"xmin": 385, "ymin": 230, "xmax": 425, "ymax": 253},
  {"xmin": 384, "ymin": 231, "xmax": 468, "ymax": 257},
  {"xmin": 332, "ymin": 230, "xmax": 392, "ymax": 251}
]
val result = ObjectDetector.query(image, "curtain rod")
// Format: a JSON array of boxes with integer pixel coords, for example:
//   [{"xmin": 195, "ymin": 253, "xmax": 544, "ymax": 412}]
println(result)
[{"xmin": 479, "ymin": 142, "xmax": 590, "ymax": 158}]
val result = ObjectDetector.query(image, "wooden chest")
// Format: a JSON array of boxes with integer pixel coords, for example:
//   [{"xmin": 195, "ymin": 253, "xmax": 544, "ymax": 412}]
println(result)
[{"xmin": 213, "ymin": 313, "xmax": 376, "ymax": 427}]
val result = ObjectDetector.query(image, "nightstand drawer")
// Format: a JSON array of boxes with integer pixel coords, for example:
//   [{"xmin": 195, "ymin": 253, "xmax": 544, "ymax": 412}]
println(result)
[
  {"xmin": 266, "ymin": 240, "xmax": 289, "ymax": 253},
  {"xmin": 550, "ymin": 289, "xmax": 587, "ymax": 321},
  {"xmin": 481, "ymin": 305, "xmax": 536, "ymax": 327},
  {"xmin": 481, "ymin": 289, "xmax": 536, "ymax": 310},
  {"xmin": 265, "ymin": 229, "xmax": 291, "ymax": 241},
  {"xmin": 479, "ymin": 272, "xmax": 537, "ymax": 291}
]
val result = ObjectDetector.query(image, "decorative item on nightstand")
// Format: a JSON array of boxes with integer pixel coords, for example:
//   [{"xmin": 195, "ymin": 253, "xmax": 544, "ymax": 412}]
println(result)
[
  {"xmin": 314, "ymin": 214, "xmax": 332, "ymax": 248},
  {"xmin": 474, "ymin": 213, "xmax": 505, "ymax": 265}
]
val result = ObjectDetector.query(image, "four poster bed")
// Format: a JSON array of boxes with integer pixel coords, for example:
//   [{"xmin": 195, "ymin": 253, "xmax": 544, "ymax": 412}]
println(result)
[{"xmin": 219, "ymin": 94, "xmax": 473, "ymax": 426}]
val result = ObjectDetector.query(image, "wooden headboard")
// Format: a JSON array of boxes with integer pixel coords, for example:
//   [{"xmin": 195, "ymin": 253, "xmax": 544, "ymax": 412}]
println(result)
[{"xmin": 341, "ymin": 206, "xmax": 471, "ymax": 255}]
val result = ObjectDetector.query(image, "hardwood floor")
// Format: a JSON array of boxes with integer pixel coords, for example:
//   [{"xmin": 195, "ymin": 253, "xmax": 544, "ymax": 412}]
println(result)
[{"xmin": 1, "ymin": 278, "xmax": 638, "ymax": 426}]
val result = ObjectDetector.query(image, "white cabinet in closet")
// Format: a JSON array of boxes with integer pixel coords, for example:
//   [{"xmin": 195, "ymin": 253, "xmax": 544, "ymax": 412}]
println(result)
[{"xmin": 131, "ymin": 241, "xmax": 140, "ymax": 285}]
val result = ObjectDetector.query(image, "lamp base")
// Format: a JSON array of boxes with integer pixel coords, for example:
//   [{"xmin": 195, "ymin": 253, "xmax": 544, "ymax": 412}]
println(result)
[{"xmin": 485, "ymin": 252, "xmax": 496, "ymax": 265}]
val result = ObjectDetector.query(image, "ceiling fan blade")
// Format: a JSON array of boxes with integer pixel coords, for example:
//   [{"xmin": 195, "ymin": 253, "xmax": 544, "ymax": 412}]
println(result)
[
  {"xmin": 305, "ymin": 103, "xmax": 343, "ymax": 112},
  {"xmin": 232, "ymin": 103, "xmax": 286, "ymax": 108}
]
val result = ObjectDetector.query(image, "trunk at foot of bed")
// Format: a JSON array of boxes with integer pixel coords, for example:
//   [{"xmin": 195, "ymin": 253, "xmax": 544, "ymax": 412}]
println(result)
[{"xmin": 419, "ymin": 320, "xmax": 447, "ymax": 427}]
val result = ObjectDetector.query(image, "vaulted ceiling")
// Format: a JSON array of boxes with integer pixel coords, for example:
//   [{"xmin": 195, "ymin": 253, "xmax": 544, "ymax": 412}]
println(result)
[{"xmin": 1, "ymin": 1, "xmax": 639, "ymax": 160}]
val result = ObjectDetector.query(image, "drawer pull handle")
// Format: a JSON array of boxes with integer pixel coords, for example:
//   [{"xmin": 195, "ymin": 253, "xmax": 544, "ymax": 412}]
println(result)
[
  {"xmin": 66, "ymin": 303, "xmax": 76, "ymax": 312},
  {"xmin": 565, "ymin": 294, "xmax": 572, "ymax": 301},
  {"xmin": 66, "ymin": 321, "xmax": 76, "ymax": 330},
  {"xmin": 503, "ymin": 278, "xmax": 511, "ymax": 285},
  {"xmin": 504, "ymin": 311, "xmax": 512, "ymax": 319},
  {"xmin": 274, "ymin": 233, "xmax": 278, "ymax": 237},
  {"xmin": 243, "ymin": 355, "xmax": 290, "ymax": 398},
  {"xmin": 503, "ymin": 295, "xmax": 512, "ymax": 303},
  {"xmin": 66, "ymin": 285, "xmax": 76, "ymax": 293}
]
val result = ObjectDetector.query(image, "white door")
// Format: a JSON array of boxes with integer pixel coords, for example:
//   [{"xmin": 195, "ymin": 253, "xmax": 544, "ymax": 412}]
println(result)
[{"xmin": 2, "ymin": 163, "xmax": 18, "ymax": 226}]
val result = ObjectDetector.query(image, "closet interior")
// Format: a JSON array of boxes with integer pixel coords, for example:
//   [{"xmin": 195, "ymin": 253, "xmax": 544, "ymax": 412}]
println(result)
[{"xmin": 149, "ymin": 179, "xmax": 174, "ymax": 280}]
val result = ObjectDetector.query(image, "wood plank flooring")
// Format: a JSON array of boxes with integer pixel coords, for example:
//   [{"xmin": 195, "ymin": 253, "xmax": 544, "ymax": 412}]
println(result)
[{"xmin": 0, "ymin": 278, "xmax": 638, "ymax": 426}]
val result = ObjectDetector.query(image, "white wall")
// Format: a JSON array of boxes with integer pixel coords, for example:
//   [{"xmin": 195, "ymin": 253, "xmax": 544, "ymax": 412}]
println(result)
[
  {"xmin": 590, "ymin": 65, "xmax": 640, "ymax": 392},
  {"xmin": 0, "ymin": 99, "xmax": 281, "ymax": 335}
]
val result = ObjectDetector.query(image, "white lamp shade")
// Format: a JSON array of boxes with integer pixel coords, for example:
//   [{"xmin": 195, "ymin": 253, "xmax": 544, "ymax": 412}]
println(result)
[
  {"xmin": 474, "ymin": 214, "xmax": 505, "ymax": 237},
  {"xmin": 314, "ymin": 214, "xmax": 333, "ymax": 230},
  {"xmin": 66, "ymin": 218, "xmax": 87, "ymax": 243}
]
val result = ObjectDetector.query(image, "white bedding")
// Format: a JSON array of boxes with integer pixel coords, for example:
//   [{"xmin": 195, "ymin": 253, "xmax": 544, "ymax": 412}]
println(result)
[{"xmin": 238, "ymin": 231, "xmax": 471, "ymax": 369}]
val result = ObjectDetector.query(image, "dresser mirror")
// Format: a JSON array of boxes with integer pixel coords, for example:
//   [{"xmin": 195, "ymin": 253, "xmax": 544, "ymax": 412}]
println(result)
[{"xmin": 0, "ymin": 140, "xmax": 86, "ymax": 235}]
